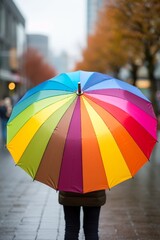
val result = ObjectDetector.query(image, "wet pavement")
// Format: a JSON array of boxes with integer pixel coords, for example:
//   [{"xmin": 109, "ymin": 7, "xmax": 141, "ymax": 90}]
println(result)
[{"xmin": 0, "ymin": 132, "xmax": 160, "ymax": 240}]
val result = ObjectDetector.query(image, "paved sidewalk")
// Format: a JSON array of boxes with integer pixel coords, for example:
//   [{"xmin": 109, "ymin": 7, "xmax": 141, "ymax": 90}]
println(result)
[
  {"xmin": 0, "ymin": 148, "xmax": 64, "ymax": 240},
  {"xmin": 0, "ymin": 132, "xmax": 160, "ymax": 240}
]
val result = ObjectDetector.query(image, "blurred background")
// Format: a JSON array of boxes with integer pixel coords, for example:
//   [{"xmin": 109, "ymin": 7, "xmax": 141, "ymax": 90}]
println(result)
[{"xmin": 0, "ymin": 0, "xmax": 160, "ymax": 118}]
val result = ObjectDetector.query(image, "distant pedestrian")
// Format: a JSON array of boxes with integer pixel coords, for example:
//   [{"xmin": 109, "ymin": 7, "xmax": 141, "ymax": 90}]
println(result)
[
  {"xmin": 0, "ymin": 96, "xmax": 12, "ymax": 145},
  {"xmin": 59, "ymin": 190, "xmax": 106, "ymax": 240}
]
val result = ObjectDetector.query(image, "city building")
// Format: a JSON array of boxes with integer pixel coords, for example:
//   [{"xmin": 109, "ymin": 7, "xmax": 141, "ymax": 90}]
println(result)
[
  {"xmin": 87, "ymin": 0, "xmax": 105, "ymax": 36},
  {"xmin": 27, "ymin": 34, "xmax": 49, "ymax": 62},
  {"xmin": 0, "ymin": 0, "xmax": 26, "ymax": 99},
  {"xmin": 27, "ymin": 34, "xmax": 70, "ymax": 74}
]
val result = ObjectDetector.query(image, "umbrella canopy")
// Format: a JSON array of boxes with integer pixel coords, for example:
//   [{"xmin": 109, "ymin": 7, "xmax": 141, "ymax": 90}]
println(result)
[{"xmin": 7, "ymin": 71, "xmax": 157, "ymax": 193}]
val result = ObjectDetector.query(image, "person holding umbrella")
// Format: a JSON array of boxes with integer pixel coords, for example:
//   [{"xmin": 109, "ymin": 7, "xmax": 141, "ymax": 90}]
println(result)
[
  {"xmin": 6, "ymin": 71, "xmax": 157, "ymax": 239},
  {"xmin": 59, "ymin": 190, "xmax": 106, "ymax": 240}
]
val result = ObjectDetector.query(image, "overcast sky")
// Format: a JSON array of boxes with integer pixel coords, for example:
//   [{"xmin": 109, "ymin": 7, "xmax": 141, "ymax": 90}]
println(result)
[{"xmin": 13, "ymin": 0, "xmax": 87, "ymax": 59}]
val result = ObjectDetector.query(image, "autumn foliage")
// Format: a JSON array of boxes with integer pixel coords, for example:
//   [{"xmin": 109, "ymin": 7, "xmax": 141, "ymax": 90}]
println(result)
[{"xmin": 22, "ymin": 48, "xmax": 57, "ymax": 86}]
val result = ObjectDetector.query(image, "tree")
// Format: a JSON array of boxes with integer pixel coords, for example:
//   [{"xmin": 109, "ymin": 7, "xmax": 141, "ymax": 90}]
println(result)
[
  {"xmin": 75, "ymin": 4, "xmax": 129, "ymax": 74},
  {"xmin": 75, "ymin": 0, "xmax": 160, "ymax": 113},
  {"xmin": 22, "ymin": 48, "xmax": 57, "ymax": 86}
]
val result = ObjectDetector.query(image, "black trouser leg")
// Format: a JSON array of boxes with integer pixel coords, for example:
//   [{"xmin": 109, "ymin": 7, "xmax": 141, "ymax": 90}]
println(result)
[
  {"xmin": 83, "ymin": 206, "xmax": 101, "ymax": 240},
  {"xmin": 63, "ymin": 206, "xmax": 80, "ymax": 240}
]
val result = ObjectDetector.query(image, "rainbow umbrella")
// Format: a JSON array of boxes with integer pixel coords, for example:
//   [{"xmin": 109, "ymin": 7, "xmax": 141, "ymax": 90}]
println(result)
[{"xmin": 7, "ymin": 71, "xmax": 157, "ymax": 193}]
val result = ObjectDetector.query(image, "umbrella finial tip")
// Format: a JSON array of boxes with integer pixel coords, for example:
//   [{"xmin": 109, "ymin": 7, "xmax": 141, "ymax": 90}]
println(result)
[{"xmin": 77, "ymin": 82, "xmax": 83, "ymax": 95}]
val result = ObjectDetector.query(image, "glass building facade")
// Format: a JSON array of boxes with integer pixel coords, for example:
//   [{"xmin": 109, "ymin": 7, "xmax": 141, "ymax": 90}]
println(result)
[
  {"xmin": 87, "ymin": 0, "xmax": 105, "ymax": 35},
  {"xmin": 0, "ymin": 0, "xmax": 26, "ymax": 98}
]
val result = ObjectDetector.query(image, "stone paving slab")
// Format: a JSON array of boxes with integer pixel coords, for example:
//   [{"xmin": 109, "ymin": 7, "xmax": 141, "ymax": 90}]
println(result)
[{"xmin": 0, "ymin": 132, "xmax": 160, "ymax": 240}]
